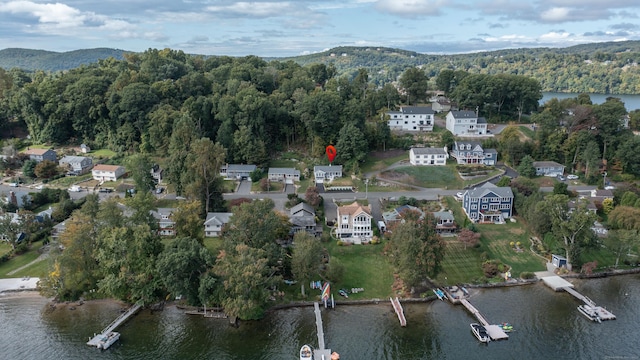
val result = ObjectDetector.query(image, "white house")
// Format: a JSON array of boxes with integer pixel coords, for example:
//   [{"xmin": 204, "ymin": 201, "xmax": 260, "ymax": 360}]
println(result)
[
  {"xmin": 59, "ymin": 155, "xmax": 93, "ymax": 175},
  {"xmin": 387, "ymin": 106, "xmax": 435, "ymax": 131},
  {"xmin": 445, "ymin": 110, "xmax": 488, "ymax": 136},
  {"xmin": 409, "ymin": 147, "xmax": 448, "ymax": 166},
  {"xmin": 204, "ymin": 212, "xmax": 233, "ymax": 237},
  {"xmin": 451, "ymin": 141, "xmax": 497, "ymax": 165},
  {"xmin": 92, "ymin": 164, "xmax": 126, "ymax": 182},
  {"xmin": 336, "ymin": 202, "xmax": 373, "ymax": 243},
  {"xmin": 150, "ymin": 208, "xmax": 175, "ymax": 236},
  {"xmin": 533, "ymin": 161, "xmax": 565, "ymax": 177},
  {"xmin": 314, "ymin": 165, "xmax": 342, "ymax": 184},
  {"xmin": 268, "ymin": 167, "xmax": 301, "ymax": 184},
  {"xmin": 220, "ymin": 164, "xmax": 257, "ymax": 180}
]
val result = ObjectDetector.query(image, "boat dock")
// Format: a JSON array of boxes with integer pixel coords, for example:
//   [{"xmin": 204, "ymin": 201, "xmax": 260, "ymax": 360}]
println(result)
[
  {"xmin": 459, "ymin": 299, "xmax": 509, "ymax": 340},
  {"xmin": 538, "ymin": 272, "xmax": 616, "ymax": 322},
  {"xmin": 390, "ymin": 297, "xmax": 407, "ymax": 327},
  {"xmin": 87, "ymin": 303, "xmax": 142, "ymax": 348},
  {"xmin": 313, "ymin": 302, "xmax": 333, "ymax": 360}
]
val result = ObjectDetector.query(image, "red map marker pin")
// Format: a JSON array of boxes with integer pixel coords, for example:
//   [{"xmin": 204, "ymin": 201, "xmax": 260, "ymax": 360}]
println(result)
[{"xmin": 326, "ymin": 145, "xmax": 337, "ymax": 163}]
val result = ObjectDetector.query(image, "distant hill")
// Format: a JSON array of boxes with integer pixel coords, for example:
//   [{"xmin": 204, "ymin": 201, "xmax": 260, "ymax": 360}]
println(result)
[{"xmin": 0, "ymin": 48, "xmax": 127, "ymax": 72}]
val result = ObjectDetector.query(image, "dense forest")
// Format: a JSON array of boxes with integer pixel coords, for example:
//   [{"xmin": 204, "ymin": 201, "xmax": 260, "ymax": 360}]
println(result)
[{"xmin": 2, "ymin": 41, "xmax": 640, "ymax": 94}]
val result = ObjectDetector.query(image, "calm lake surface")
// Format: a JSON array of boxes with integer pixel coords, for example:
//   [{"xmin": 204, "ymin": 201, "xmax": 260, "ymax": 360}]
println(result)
[
  {"xmin": 1, "ymin": 275, "xmax": 639, "ymax": 360},
  {"xmin": 541, "ymin": 92, "xmax": 640, "ymax": 111}
]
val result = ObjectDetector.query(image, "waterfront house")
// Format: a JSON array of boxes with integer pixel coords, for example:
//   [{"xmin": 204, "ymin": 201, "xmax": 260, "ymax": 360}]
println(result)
[
  {"xmin": 289, "ymin": 202, "xmax": 317, "ymax": 236},
  {"xmin": 533, "ymin": 161, "xmax": 565, "ymax": 177},
  {"xmin": 204, "ymin": 212, "xmax": 233, "ymax": 237},
  {"xmin": 450, "ymin": 141, "xmax": 497, "ymax": 165},
  {"xmin": 462, "ymin": 183, "xmax": 513, "ymax": 223},
  {"xmin": 445, "ymin": 110, "xmax": 488, "ymax": 136},
  {"xmin": 268, "ymin": 167, "xmax": 301, "ymax": 184},
  {"xmin": 387, "ymin": 106, "xmax": 435, "ymax": 131},
  {"xmin": 409, "ymin": 147, "xmax": 448, "ymax": 166},
  {"xmin": 22, "ymin": 148, "xmax": 57, "ymax": 163},
  {"xmin": 59, "ymin": 155, "xmax": 93, "ymax": 175},
  {"xmin": 336, "ymin": 202, "xmax": 373, "ymax": 243},
  {"xmin": 314, "ymin": 165, "xmax": 342, "ymax": 184},
  {"xmin": 92, "ymin": 164, "xmax": 126, "ymax": 182},
  {"xmin": 382, "ymin": 205, "xmax": 425, "ymax": 226},
  {"xmin": 433, "ymin": 211, "xmax": 457, "ymax": 234}
]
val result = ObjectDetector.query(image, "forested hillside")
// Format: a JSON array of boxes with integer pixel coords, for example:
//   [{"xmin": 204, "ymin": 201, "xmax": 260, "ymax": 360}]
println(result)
[
  {"xmin": 2, "ymin": 41, "xmax": 640, "ymax": 94},
  {"xmin": 0, "ymin": 48, "xmax": 126, "ymax": 72}
]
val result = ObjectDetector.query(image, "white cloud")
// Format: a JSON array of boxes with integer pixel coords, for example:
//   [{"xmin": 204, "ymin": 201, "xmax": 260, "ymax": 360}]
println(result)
[
  {"xmin": 540, "ymin": 7, "xmax": 571, "ymax": 22},
  {"xmin": 539, "ymin": 31, "xmax": 572, "ymax": 40},
  {"xmin": 205, "ymin": 1, "xmax": 296, "ymax": 18},
  {"xmin": 374, "ymin": 0, "xmax": 446, "ymax": 17},
  {"xmin": 0, "ymin": 0, "xmax": 85, "ymax": 27}
]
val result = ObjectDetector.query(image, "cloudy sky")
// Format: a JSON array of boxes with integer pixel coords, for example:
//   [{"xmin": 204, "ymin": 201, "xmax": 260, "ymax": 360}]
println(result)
[{"xmin": 1, "ymin": 0, "xmax": 639, "ymax": 57}]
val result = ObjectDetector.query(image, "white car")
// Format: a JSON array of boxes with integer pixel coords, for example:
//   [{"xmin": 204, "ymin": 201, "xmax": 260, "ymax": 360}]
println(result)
[
  {"xmin": 567, "ymin": 175, "xmax": 579, "ymax": 180},
  {"xmin": 604, "ymin": 185, "xmax": 615, "ymax": 190},
  {"xmin": 456, "ymin": 192, "xmax": 464, "ymax": 199}
]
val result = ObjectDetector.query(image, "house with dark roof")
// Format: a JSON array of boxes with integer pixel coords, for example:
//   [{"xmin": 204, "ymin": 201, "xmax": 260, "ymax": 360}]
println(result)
[
  {"xmin": 533, "ymin": 161, "xmax": 565, "ymax": 177},
  {"xmin": 382, "ymin": 205, "xmax": 425, "ymax": 225},
  {"xmin": 433, "ymin": 211, "xmax": 457, "ymax": 234},
  {"xmin": 59, "ymin": 155, "xmax": 93, "ymax": 175},
  {"xmin": 150, "ymin": 208, "xmax": 175, "ymax": 236},
  {"xmin": 387, "ymin": 106, "xmax": 435, "ymax": 131},
  {"xmin": 445, "ymin": 110, "xmax": 488, "ymax": 136},
  {"xmin": 289, "ymin": 203, "xmax": 317, "ymax": 236},
  {"xmin": 23, "ymin": 148, "xmax": 57, "ymax": 163},
  {"xmin": 451, "ymin": 141, "xmax": 497, "ymax": 165},
  {"xmin": 462, "ymin": 183, "xmax": 514, "ymax": 223},
  {"xmin": 204, "ymin": 212, "xmax": 233, "ymax": 237},
  {"xmin": 409, "ymin": 147, "xmax": 448, "ymax": 166}
]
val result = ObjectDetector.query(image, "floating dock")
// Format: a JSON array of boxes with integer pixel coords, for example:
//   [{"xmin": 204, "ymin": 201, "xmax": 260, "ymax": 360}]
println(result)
[
  {"xmin": 460, "ymin": 299, "xmax": 509, "ymax": 340},
  {"xmin": 87, "ymin": 303, "xmax": 142, "ymax": 349},
  {"xmin": 539, "ymin": 273, "xmax": 616, "ymax": 322},
  {"xmin": 390, "ymin": 297, "xmax": 407, "ymax": 327}
]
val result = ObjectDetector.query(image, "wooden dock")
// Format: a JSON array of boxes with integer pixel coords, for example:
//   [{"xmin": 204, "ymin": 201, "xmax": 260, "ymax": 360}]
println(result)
[
  {"xmin": 539, "ymin": 273, "xmax": 616, "ymax": 322},
  {"xmin": 87, "ymin": 303, "xmax": 142, "ymax": 348},
  {"xmin": 312, "ymin": 302, "xmax": 335, "ymax": 359},
  {"xmin": 460, "ymin": 299, "xmax": 509, "ymax": 340},
  {"xmin": 390, "ymin": 297, "xmax": 407, "ymax": 327}
]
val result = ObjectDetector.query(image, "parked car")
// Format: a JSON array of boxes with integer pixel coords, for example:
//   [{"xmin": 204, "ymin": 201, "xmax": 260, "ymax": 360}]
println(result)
[
  {"xmin": 567, "ymin": 174, "xmax": 579, "ymax": 180},
  {"xmin": 604, "ymin": 185, "xmax": 615, "ymax": 190},
  {"xmin": 98, "ymin": 188, "xmax": 113, "ymax": 193},
  {"xmin": 155, "ymin": 187, "xmax": 164, "ymax": 194},
  {"xmin": 8, "ymin": 182, "xmax": 18, "ymax": 187},
  {"xmin": 557, "ymin": 175, "xmax": 566, "ymax": 181}
]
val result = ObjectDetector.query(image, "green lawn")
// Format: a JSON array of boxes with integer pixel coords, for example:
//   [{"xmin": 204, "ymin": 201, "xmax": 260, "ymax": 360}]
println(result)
[
  {"xmin": 518, "ymin": 126, "xmax": 535, "ymax": 139},
  {"xmin": 435, "ymin": 241, "xmax": 484, "ymax": 285},
  {"xmin": 476, "ymin": 222, "xmax": 547, "ymax": 275},
  {"xmin": 360, "ymin": 153, "xmax": 408, "ymax": 174},
  {"xmin": 90, "ymin": 149, "xmax": 117, "ymax": 158},
  {"xmin": 0, "ymin": 245, "xmax": 45, "ymax": 278}
]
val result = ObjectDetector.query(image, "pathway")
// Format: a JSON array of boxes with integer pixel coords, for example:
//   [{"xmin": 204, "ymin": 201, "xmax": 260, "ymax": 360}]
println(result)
[{"xmin": 7, "ymin": 252, "xmax": 49, "ymax": 275}]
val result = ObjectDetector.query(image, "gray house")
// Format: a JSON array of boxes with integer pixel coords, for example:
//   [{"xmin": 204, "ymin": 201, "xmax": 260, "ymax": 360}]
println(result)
[
  {"xmin": 23, "ymin": 148, "xmax": 57, "ymax": 163},
  {"xmin": 220, "ymin": 164, "xmax": 257, "ymax": 180},
  {"xmin": 533, "ymin": 161, "xmax": 565, "ymax": 177},
  {"xmin": 59, "ymin": 155, "xmax": 93, "ymax": 175},
  {"xmin": 289, "ymin": 202, "xmax": 317, "ymax": 235},
  {"xmin": 204, "ymin": 212, "xmax": 233, "ymax": 237}
]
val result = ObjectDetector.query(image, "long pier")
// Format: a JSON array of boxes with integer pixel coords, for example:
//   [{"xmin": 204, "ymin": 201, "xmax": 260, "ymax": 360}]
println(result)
[
  {"xmin": 87, "ymin": 303, "xmax": 142, "ymax": 348},
  {"xmin": 390, "ymin": 297, "xmax": 407, "ymax": 327},
  {"xmin": 460, "ymin": 299, "xmax": 509, "ymax": 340},
  {"xmin": 313, "ymin": 302, "xmax": 333, "ymax": 359}
]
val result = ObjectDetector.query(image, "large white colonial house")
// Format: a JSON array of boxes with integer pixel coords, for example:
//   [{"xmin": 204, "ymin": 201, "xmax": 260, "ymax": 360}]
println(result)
[
  {"xmin": 314, "ymin": 165, "xmax": 342, "ymax": 184},
  {"xmin": 445, "ymin": 110, "xmax": 488, "ymax": 136},
  {"xmin": 462, "ymin": 183, "xmax": 514, "ymax": 223},
  {"xmin": 336, "ymin": 202, "xmax": 373, "ymax": 243},
  {"xmin": 450, "ymin": 141, "xmax": 497, "ymax": 165},
  {"xmin": 204, "ymin": 212, "xmax": 233, "ymax": 237},
  {"xmin": 409, "ymin": 147, "xmax": 448, "ymax": 166},
  {"xmin": 92, "ymin": 164, "xmax": 126, "ymax": 182},
  {"xmin": 387, "ymin": 106, "xmax": 435, "ymax": 132}
]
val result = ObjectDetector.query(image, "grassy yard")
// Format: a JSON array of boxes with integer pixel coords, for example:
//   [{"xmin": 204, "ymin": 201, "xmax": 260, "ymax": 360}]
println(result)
[
  {"xmin": 360, "ymin": 153, "xmax": 408, "ymax": 174},
  {"xmin": 383, "ymin": 165, "xmax": 461, "ymax": 188},
  {"xmin": 0, "ymin": 243, "xmax": 47, "ymax": 278},
  {"xmin": 90, "ymin": 149, "xmax": 117, "ymax": 158},
  {"xmin": 518, "ymin": 125, "xmax": 535, "ymax": 139},
  {"xmin": 476, "ymin": 222, "xmax": 547, "ymax": 275},
  {"xmin": 435, "ymin": 241, "xmax": 484, "ymax": 285}
]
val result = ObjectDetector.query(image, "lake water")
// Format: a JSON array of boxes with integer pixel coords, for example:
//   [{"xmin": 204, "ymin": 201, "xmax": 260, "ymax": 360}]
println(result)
[
  {"xmin": 541, "ymin": 92, "xmax": 640, "ymax": 111},
  {"xmin": 1, "ymin": 275, "xmax": 639, "ymax": 360}
]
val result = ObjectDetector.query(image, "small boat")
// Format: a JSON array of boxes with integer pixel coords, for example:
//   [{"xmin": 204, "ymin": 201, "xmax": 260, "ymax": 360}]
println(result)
[
  {"xmin": 433, "ymin": 288, "xmax": 446, "ymax": 301},
  {"xmin": 300, "ymin": 344, "xmax": 313, "ymax": 360},
  {"xmin": 96, "ymin": 331, "xmax": 120, "ymax": 350},
  {"xmin": 499, "ymin": 322, "xmax": 514, "ymax": 332},
  {"xmin": 578, "ymin": 305, "xmax": 601, "ymax": 323},
  {"xmin": 470, "ymin": 323, "xmax": 490, "ymax": 343},
  {"xmin": 338, "ymin": 289, "xmax": 349, "ymax": 298}
]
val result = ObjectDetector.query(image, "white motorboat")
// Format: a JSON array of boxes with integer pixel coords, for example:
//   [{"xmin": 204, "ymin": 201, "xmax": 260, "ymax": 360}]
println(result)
[
  {"xmin": 470, "ymin": 323, "xmax": 490, "ymax": 343},
  {"xmin": 96, "ymin": 331, "xmax": 120, "ymax": 350},
  {"xmin": 578, "ymin": 305, "xmax": 601, "ymax": 323},
  {"xmin": 300, "ymin": 344, "xmax": 313, "ymax": 360}
]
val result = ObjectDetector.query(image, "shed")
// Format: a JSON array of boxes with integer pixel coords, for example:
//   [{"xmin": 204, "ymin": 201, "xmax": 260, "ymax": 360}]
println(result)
[{"xmin": 552, "ymin": 254, "xmax": 568, "ymax": 268}]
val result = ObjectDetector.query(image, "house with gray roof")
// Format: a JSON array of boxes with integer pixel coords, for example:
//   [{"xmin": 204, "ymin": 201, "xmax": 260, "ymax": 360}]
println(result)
[
  {"xmin": 220, "ymin": 164, "xmax": 257, "ymax": 180},
  {"xmin": 59, "ymin": 155, "xmax": 93, "ymax": 175},
  {"xmin": 268, "ymin": 167, "xmax": 300, "ymax": 184},
  {"xmin": 150, "ymin": 208, "xmax": 176, "ymax": 236},
  {"xmin": 533, "ymin": 161, "xmax": 565, "ymax": 177},
  {"xmin": 445, "ymin": 110, "xmax": 488, "ymax": 136},
  {"xmin": 289, "ymin": 202, "xmax": 317, "ymax": 236},
  {"xmin": 204, "ymin": 212, "xmax": 233, "ymax": 237},
  {"xmin": 387, "ymin": 106, "xmax": 435, "ymax": 131},
  {"xmin": 451, "ymin": 140, "xmax": 497, "ymax": 165},
  {"xmin": 314, "ymin": 165, "xmax": 342, "ymax": 184},
  {"xmin": 409, "ymin": 147, "xmax": 448, "ymax": 166},
  {"xmin": 462, "ymin": 183, "xmax": 514, "ymax": 223},
  {"xmin": 23, "ymin": 148, "xmax": 57, "ymax": 163},
  {"xmin": 433, "ymin": 211, "xmax": 457, "ymax": 234}
]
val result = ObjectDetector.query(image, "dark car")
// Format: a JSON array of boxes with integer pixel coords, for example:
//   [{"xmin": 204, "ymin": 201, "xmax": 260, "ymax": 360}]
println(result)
[{"xmin": 98, "ymin": 188, "xmax": 113, "ymax": 193}]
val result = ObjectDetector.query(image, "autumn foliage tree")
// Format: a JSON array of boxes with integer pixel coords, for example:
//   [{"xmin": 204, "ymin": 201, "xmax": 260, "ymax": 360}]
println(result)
[{"xmin": 458, "ymin": 228, "xmax": 481, "ymax": 250}]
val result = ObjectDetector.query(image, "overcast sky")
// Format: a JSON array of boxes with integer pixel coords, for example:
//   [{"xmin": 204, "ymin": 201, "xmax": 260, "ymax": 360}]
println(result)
[{"xmin": 1, "ymin": 0, "xmax": 639, "ymax": 57}]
